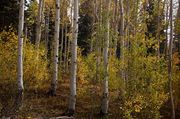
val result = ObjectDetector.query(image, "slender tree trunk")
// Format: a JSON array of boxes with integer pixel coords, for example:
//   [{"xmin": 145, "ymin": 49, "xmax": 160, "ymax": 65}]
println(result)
[
  {"xmin": 95, "ymin": 0, "xmax": 102, "ymax": 83},
  {"xmin": 24, "ymin": 24, "xmax": 28, "ymax": 41},
  {"xmin": 24, "ymin": 24, "xmax": 27, "ymax": 61},
  {"xmin": 114, "ymin": 0, "xmax": 118, "ymax": 57},
  {"xmin": 60, "ymin": 21, "xmax": 64, "ymax": 72},
  {"xmin": 67, "ymin": 33, "xmax": 71, "ymax": 72},
  {"xmin": 35, "ymin": 0, "xmax": 44, "ymax": 48},
  {"xmin": 157, "ymin": 0, "xmax": 160, "ymax": 58},
  {"xmin": 90, "ymin": 0, "xmax": 97, "ymax": 52},
  {"xmin": 100, "ymin": 0, "xmax": 104, "ymax": 59},
  {"xmin": 45, "ymin": 8, "xmax": 50, "ymax": 59},
  {"xmin": 119, "ymin": 0, "xmax": 125, "ymax": 82},
  {"xmin": 64, "ymin": 24, "xmax": 67, "ymax": 72},
  {"xmin": 168, "ymin": 0, "xmax": 175, "ymax": 118},
  {"xmin": 49, "ymin": 0, "xmax": 60, "ymax": 96},
  {"xmin": 133, "ymin": 0, "xmax": 139, "ymax": 47},
  {"xmin": 60, "ymin": 0, "xmax": 64, "ymax": 72},
  {"xmin": 17, "ymin": 0, "xmax": 24, "ymax": 93},
  {"xmin": 125, "ymin": 0, "xmax": 130, "ymax": 82},
  {"xmin": 15, "ymin": 0, "xmax": 24, "ymax": 112},
  {"xmin": 68, "ymin": 0, "xmax": 79, "ymax": 115},
  {"xmin": 125, "ymin": 0, "xmax": 130, "ymax": 49},
  {"xmin": 100, "ymin": 0, "xmax": 110, "ymax": 115},
  {"xmin": 66, "ymin": 0, "xmax": 74, "ymax": 73},
  {"xmin": 164, "ymin": 0, "xmax": 169, "ymax": 56},
  {"xmin": 175, "ymin": 0, "xmax": 180, "ymax": 53}
]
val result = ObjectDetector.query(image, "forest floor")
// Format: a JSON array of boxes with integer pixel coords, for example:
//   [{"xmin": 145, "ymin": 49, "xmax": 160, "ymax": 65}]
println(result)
[
  {"xmin": 0, "ymin": 74, "xmax": 123, "ymax": 119},
  {"xmin": 0, "ymin": 74, "xmax": 179, "ymax": 119}
]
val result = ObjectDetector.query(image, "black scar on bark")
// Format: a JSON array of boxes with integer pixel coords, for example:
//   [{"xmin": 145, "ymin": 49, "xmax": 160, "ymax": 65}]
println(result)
[
  {"xmin": 99, "ymin": 109, "xmax": 108, "ymax": 117},
  {"xmin": 61, "ymin": 109, "xmax": 75, "ymax": 117},
  {"xmin": 11, "ymin": 89, "xmax": 24, "ymax": 112},
  {"xmin": 47, "ymin": 85, "xmax": 57, "ymax": 96},
  {"xmin": 47, "ymin": 89, "xmax": 57, "ymax": 96}
]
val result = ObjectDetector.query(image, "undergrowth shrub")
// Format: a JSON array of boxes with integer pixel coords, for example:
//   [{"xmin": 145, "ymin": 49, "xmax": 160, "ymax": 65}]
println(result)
[{"xmin": 0, "ymin": 28, "xmax": 49, "ymax": 90}]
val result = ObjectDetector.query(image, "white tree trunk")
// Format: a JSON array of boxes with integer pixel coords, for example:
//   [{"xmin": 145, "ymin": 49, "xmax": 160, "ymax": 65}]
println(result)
[
  {"xmin": 60, "ymin": 22, "xmax": 64, "ymax": 71},
  {"xmin": 90, "ymin": 0, "xmax": 97, "ymax": 52},
  {"xmin": 64, "ymin": 24, "xmax": 67, "ymax": 72},
  {"xmin": 165, "ymin": 0, "xmax": 169, "ymax": 55},
  {"xmin": 50, "ymin": 0, "xmax": 60, "ymax": 95},
  {"xmin": 114, "ymin": 0, "xmax": 118, "ymax": 57},
  {"xmin": 96, "ymin": 0, "xmax": 102, "ymax": 82},
  {"xmin": 68, "ymin": 0, "xmax": 79, "ymax": 115},
  {"xmin": 17, "ymin": 0, "xmax": 24, "ymax": 92},
  {"xmin": 157, "ymin": 0, "xmax": 160, "ymax": 58},
  {"xmin": 45, "ymin": 8, "xmax": 50, "ymax": 59},
  {"xmin": 66, "ymin": 0, "xmax": 74, "ymax": 73},
  {"xmin": 168, "ymin": 0, "xmax": 175, "ymax": 118},
  {"xmin": 35, "ymin": 0, "xmax": 44, "ymax": 48},
  {"xmin": 67, "ymin": 35, "xmax": 71, "ymax": 73},
  {"xmin": 101, "ymin": 0, "xmax": 110, "ymax": 114},
  {"xmin": 119, "ymin": 0, "xmax": 125, "ymax": 83},
  {"xmin": 175, "ymin": 0, "xmax": 180, "ymax": 52},
  {"xmin": 14, "ymin": 0, "xmax": 25, "ymax": 111}
]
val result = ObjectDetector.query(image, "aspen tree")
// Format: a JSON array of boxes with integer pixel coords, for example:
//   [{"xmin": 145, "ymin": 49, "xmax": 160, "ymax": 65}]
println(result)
[
  {"xmin": 49, "ymin": 0, "xmax": 60, "ymax": 96},
  {"xmin": 17, "ymin": 0, "xmax": 24, "ymax": 93},
  {"xmin": 13, "ymin": 0, "xmax": 25, "ymax": 112},
  {"xmin": 119, "ymin": 0, "xmax": 125, "ymax": 82},
  {"xmin": 168, "ymin": 0, "xmax": 175, "ymax": 118},
  {"xmin": 35, "ymin": 0, "xmax": 44, "ymax": 48},
  {"xmin": 96, "ymin": 0, "xmax": 102, "ymax": 82},
  {"xmin": 68, "ymin": 0, "xmax": 79, "ymax": 115},
  {"xmin": 66, "ymin": 31, "xmax": 71, "ymax": 73},
  {"xmin": 125, "ymin": 0, "xmax": 130, "ymax": 49},
  {"xmin": 157, "ymin": 0, "xmax": 160, "ymax": 58},
  {"xmin": 175, "ymin": 0, "xmax": 180, "ymax": 52},
  {"xmin": 164, "ymin": 0, "xmax": 169, "ymax": 55},
  {"xmin": 133, "ymin": 0, "xmax": 139, "ymax": 46},
  {"xmin": 64, "ymin": 24, "xmax": 67, "ymax": 72},
  {"xmin": 60, "ymin": 12, "xmax": 64, "ymax": 71},
  {"xmin": 125, "ymin": 0, "xmax": 130, "ymax": 81},
  {"xmin": 100, "ymin": 0, "xmax": 110, "ymax": 115},
  {"xmin": 113, "ymin": 0, "xmax": 118, "ymax": 57},
  {"xmin": 66, "ymin": 0, "xmax": 73, "ymax": 73},
  {"xmin": 90, "ymin": 0, "xmax": 97, "ymax": 52},
  {"xmin": 45, "ymin": 7, "xmax": 50, "ymax": 59}
]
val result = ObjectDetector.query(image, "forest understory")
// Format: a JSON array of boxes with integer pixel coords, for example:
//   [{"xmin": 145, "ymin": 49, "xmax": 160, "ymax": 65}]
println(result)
[
  {"xmin": 0, "ymin": 0, "xmax": 180, "ymax": 119},
  {"xmin": 0, "ymin": 74, "xmax": 180, "ymax": 119}
]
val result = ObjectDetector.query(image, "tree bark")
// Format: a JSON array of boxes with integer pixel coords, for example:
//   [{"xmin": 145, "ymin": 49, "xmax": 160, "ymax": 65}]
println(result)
[
  {"xmin": 119, "ymin": 0, "xmax": 125, "ymax": 83},
  {"xmin": 67, "ymin": 33, "xmax": 71, "ymax": 73},
  {"xmin": 164, "ymin": 0, "xmax": 169, "ymax": 56},
  {"xmin": 17, "ymin": 0, "xmax": 24, "ymax": 93},
  {"xmin": 66, "ymin": 0, "xmax": 74, "ymax": 73},
  {"xmin": 35, "ymin": 0, "xmax": 44, "ymax": 48},
  {"xmin": 64, "ymin": 24, "xmax": 67, "ymax": 72},
  {"xmin": 168, "ymin": 0, "xmax": 175, "ymax": 118},
  {"xmin": 175, "ymin": 0, "xmax": 180, "ymax": 53},
  {"xmin": 60, "ymin": 21, "xmax": 64, "ymax": 72},
  {"xmin": 114, "ymin": 0, "xmax": 118, "ymax": 57},
  {"xmin": 45, "ymin": 7, "xmax": 50, "ymax": 59},
  {"xmin": 157, "ymin": 0, "xmax": 160, "ymax": 58},
  {"xmin": 15, "ymin": 0, "xmax": 24, "ymax": 113},
  {"xmin": 68, "ymin": 0, "xmax": 79, "ymax": 115},
  {"xmin": 49, "ymin": 0, "xmax": 60, "ymax": 96},
  {"xmin": 100, "ymin": 0, "xmax": 110, "ymax": 115}
]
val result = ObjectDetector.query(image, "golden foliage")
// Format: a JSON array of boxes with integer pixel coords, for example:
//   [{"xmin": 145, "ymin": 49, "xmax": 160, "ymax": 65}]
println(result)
[{"xmin": 0, "ymin": 28, "xmax": 49, "ymax": 88}]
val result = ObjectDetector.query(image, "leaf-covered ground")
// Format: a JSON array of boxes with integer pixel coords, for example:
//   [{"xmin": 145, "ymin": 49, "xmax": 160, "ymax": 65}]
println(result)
[
  {"xmin": 0, "ymin": 75, "xmax": 179, "ymax": 119},
  {"xmin": 0, "ymin": 75, "xmax": 123, "ymax": 119}
]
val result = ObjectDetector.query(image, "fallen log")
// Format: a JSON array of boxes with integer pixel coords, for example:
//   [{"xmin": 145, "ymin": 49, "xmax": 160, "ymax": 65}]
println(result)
[{"xmin": 50, "ymin": 116, "xmax": 75, "ymax": 119}]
